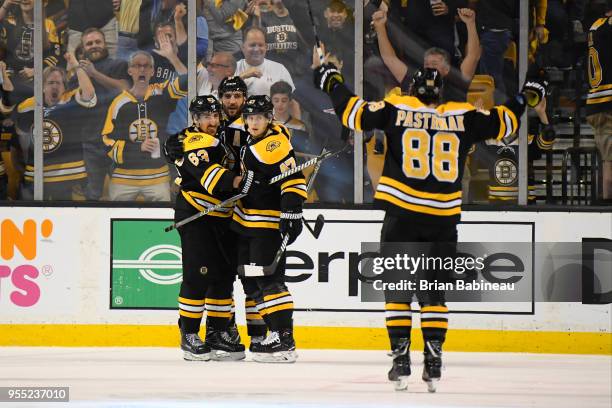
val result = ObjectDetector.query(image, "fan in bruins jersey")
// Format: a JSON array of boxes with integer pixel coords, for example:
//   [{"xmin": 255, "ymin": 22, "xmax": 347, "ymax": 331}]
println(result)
[
  {"xmin": 586, "ymin": 0, "xmax": 612, "ymax": 201},
  {"xmin": 102, "ymin": 51, "xmax": 187, "ymax": 202},
  {"xmin": 173, "ymin": 95, "xmax": 257, "ymax": 361},
  {"xmin": 313, "ymin": 48, "xmax": 546, "ymax": 391},
  {"xmin": 479, "ymin": 95, "xmax": 555, "ymax": 203},
  {"xmin": 232, "ymin": 95, "xmax": 307, "ymax": 363},
  {"xmin": 14, "ymin": 59, "xmax": 96, "ymax": 201}
]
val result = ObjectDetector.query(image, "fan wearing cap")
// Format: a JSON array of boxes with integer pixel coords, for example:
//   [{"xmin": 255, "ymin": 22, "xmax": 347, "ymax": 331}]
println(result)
[
  {"xmin": 231, "ymin": 94, "xmax": 307, "ymax": 363},
  {"xmin": 313, "ymin": 50, "xmax": 547, "ymax": 391},
  {"xmin": 173, "ymin": 94, "xmax": 259, "ymax": 362}
]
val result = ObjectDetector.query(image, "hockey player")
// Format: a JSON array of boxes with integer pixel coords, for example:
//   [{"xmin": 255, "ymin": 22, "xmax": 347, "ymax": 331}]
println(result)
[
  {"xmin": 173, "ymin": 95, "xmax": 256, "ymax": 361},
  {"xmin": 232, "ymin": 95, "xmax": 307, "ymax": 363},
  {"xmin": 313, "ymin": 48, "xmax": 546, "ymax": 390},
  {"xmin": 164, "ymin": 76, "xmax": 269, "ymax": 351}
]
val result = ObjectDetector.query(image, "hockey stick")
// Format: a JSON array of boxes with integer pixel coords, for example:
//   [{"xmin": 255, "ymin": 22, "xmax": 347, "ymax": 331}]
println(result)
[
  {"xmin": 301, "ymin": 147, "xmax": 327, "ymax": 238},
  {"xmin": 307, "ymin": 0, "xmax": 324, "ymax": 64},
  {"xmin": 237, "ymin": 144, "xmax": 350, "ymax": 276},
  {"xmin": 240, "ymin": 234, "xmax": 290, "ymax": 277},
  {"xmin": 165, "ymin": 146, "xmax": 346, "ymax": 232}
]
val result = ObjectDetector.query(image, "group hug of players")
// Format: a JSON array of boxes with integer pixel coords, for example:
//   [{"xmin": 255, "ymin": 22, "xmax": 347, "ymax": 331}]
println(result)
[{"xmin": 165, "ymin": 44, "xmax": 549, "ymax": 391}]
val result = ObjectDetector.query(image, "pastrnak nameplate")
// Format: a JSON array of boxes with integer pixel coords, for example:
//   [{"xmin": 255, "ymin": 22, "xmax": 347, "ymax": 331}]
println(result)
[{"xmin": 110, "ymin": 219, "xmax": 182, "ymax": 309}]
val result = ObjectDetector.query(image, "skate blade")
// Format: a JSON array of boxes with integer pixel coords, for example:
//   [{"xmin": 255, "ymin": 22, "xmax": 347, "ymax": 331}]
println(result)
[
  {"xmin": 393, "ymin": 376, "xmax": 409, "ymax": 391},
  {"xmin": 425, "ymin": 378, "xmax": 439, "ymax": 393},
  {"xmin": 251, "ymin": 350, "xmax": 298, "ymax": 363},
  {"xmin": 211, "ymin": 350, "xmax": 246, "ymax": 361},
  {"xmin": 183, "ymin": 351, "xmax": 211, "ymax": 361}
]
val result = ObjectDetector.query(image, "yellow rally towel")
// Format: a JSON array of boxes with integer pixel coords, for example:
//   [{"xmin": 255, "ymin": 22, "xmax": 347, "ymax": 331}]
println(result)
[{"xmin": 215, "ymin": 0, "xmax": 248, "ymax": 31}]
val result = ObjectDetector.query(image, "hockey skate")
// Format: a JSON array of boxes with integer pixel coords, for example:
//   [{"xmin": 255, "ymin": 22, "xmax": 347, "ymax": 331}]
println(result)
[
  {"xmin": 251, "ymin": 329, "xmax": 297, "ymax": 363},
  {"xmin": 422, "ymin": 340, "xmax": 443, "ymax": 393},
  {"xmin": 205, "ymin": 328, "xmax": 246, "ymax": 361},
  {"xmin": 249, "ymin": 335, "xmax": 265, "ymax": 352},
  {"xmin": 180, "ymin": 329, "xmax": 211, "ymax": 361},
  {"xmin": 387, "ymin": 338, "xmax": 411, "ymax": 391}
]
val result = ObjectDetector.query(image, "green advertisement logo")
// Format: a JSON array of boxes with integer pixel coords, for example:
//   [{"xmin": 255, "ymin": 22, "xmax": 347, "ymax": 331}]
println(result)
[{"xmin": 111, "ymin": 219, "xmax": 182, "ymax": 309}]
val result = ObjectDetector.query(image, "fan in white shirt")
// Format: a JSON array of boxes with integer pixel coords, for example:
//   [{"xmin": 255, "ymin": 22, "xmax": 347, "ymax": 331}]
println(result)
[{"xmin": 234, "ymin": 26, "xmax": 294, "ymax": 96}]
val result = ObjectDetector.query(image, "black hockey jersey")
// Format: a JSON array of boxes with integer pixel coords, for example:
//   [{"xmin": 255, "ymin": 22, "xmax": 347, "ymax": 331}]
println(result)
[
  {"xmin": 175, "ymin": 125, "xmax": 236, "ymax": 218},
  {"xmin": 231, "ymin": 123, "xmax": 307, "ymax": 236},
  {"xmin": 15, "ymin": 89, "xmax": 97, "ymax": 184},
  {"xmin": 221, "ymin": 116, "xmax": 249, "ymax": 173},
  {"xmin": 0, "ymin": 121, "xmax": 14, "ymax": 178},
  {"xmin": 102, "ymin": 76, "xmax": 187, "ymax": 186},
  {"xmin": 479, "ymin": 122, "xmax": 555, "ymax": 202},
  {"xmin": 586, "ymin": 16, "xmax": 612, "ymax": 115},
  {"xmin": 328, "ymin": 83, "xmax": 525, "ymax": 225}
]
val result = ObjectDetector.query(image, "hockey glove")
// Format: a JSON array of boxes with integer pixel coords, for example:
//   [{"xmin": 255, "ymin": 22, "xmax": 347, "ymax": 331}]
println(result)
[
  {"xmin": 279, "ymin": 209, "xmax": 303, "ymax": 245},
  {"xmin": 237, "ymin": 170, "xmax": 264, "ymax": 195},
  {"xmin": 521, "ymin": 78, "xmax": 548, "ymax": 108},
  {"xmin": 163, "ymin": 133, "xmax": 184, "ymax": 163},
  {"xmin": 313, "ymin": 63, "xmax": 344, "ymax": 94}
]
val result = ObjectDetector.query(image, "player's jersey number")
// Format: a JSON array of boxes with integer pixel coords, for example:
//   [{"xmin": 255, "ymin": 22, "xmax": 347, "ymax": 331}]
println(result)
[{"xmin": 401, "ymin": 129, "xmax": 459, "ymax": 183}]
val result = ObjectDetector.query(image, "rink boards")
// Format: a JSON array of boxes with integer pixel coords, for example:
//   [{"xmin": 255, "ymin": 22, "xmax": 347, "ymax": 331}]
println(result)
[{"xmin": 0, "ymin": 207, "xmax": 610, "ymax": 354}]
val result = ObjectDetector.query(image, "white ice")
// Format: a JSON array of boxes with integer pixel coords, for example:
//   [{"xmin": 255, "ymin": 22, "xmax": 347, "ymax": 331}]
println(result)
[{"xmin": 0, "ymin": 348, "xmax": 610, "ymax": 408}]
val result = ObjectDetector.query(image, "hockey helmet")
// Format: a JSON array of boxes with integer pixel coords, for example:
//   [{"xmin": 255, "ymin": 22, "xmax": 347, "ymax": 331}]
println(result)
[
  {"xmin": 189, "ymin": 95, "xmax": 222, "ymax": 115},
  {"xmin": 410, "ymin": 67, "xmax": 443, "ymax": 104},
  {"xmin": 218, "ymin": 76, "xmax": 248, "ymax": 96},
  {"xmin": 242, "ymin": 95, "xmax": 274, "ymax": 118}
]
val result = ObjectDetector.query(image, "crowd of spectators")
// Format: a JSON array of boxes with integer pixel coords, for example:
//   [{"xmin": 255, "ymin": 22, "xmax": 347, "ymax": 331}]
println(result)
[{"xmin": 0, "ymin": 0, "xmax": 608, "ymax": 205}]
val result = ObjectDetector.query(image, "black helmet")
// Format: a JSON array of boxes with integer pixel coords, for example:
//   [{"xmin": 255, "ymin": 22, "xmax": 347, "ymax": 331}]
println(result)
[
  {"xmin": 218, "ymin": 76, "xmax": 248, "ymax": 96},
  {"xmin": 410, "ymin": 67, "xmax": 443, "ymax": 104},
  {"xmin": 242, "ymin": 95, "xmax": 274, "ymax": 118},
  {"xmin": 189, "ymin": 95, "xmax": 222, "ymax": 114}
]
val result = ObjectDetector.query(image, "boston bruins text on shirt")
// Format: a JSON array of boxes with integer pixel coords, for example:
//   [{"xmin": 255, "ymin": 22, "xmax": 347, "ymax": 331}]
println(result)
[
  {"xmin": 587, "ymin": 16, "xmax": 612, "ymax": 115},
  {"xmin": 102, "ymin": 77, "xmax": 187, "ymax": 186},
  {"xmin": 329, "ymin": 84, "xmax": 523, "ymax": 225},
  {"xmin": 15, "ymin": 89, "xmax": 97, "ymax": 184},
  {"xmin": 232, "ymin": 123, "xmax": 307, "ymax": 236},
  {"xmin": 175, "ymin": 125, "xmax": 237, "ymax": 218}
]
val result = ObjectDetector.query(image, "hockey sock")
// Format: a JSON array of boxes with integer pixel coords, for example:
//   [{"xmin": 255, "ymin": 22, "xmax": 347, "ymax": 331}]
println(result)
[
  {"xmin": 245, "ymin": 297, "xmax": 267, "ymax": 337},
  {"xmin": 178, "ymin": 296, "xmax": 206, "ymax": 333},
  {"xmin": 259, "ymin": 290, "xmax": 294, "ymax": 331},
  {"xmin": 420, "ymin": 304, "xmax": 448, "ymax": 343},
  {"xmin": 385, "ymin": 302, "xmax": 412, "ymax": 349},
  {"xmin": 205, "ymin": 297, "xmax": 233, "ymax": 329}
]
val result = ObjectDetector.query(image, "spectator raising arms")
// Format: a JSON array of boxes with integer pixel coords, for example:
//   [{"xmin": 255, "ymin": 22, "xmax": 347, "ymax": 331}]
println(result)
[
  {"xmin": 202, "ymin": 0, "xmax": 247, "ymax": 54},
  {"xmin": 13, "ymin": 60, "xmax": 97, "ymax": 201},
  {"xmin": 101, "ymin": 51, "xmax": 187, "ymax": 202}
]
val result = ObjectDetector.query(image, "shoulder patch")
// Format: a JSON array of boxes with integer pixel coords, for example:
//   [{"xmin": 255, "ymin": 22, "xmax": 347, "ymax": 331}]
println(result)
[
  {"xmin": 266, "ymin": 139, "xmax": 281, "ymax": 152},
  {"xmin": 183, "ymin": 130, "xmax": 219, "ymax": 151},
  {"xmin": 250, "ymin": 134, "xmax": 292, "ymax": 165}
]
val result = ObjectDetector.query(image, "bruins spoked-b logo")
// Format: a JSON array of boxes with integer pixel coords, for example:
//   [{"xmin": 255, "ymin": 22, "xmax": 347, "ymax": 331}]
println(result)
[
  {"xmin": 494, "ymin": 158, "xmax": 518, "ymax": 186},
  {"xmin": 42, "ymin": 119, "xmax": 62, "ymax": 153},
  {"xmin": 266, "ymin": 140, "xmax": 281, "ymax": 152},
  {"xmin": 129, "ymin": 118, "xmax": 158, "ymax": 142}
]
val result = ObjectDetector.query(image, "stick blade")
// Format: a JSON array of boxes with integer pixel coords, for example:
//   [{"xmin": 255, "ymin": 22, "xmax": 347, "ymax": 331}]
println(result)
[
  {"xmin": 312, "ymin": 214, "xmax": 325, "ymax": 238},
  {"xmin": 164, "ymin": 225, "xmax": 175, "ymax": 233}
]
